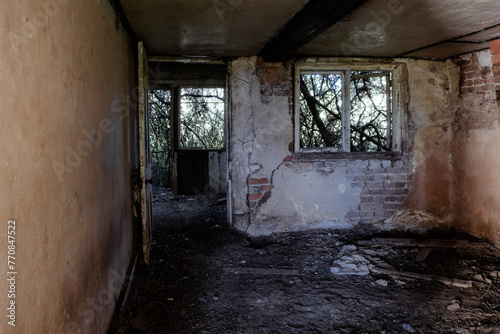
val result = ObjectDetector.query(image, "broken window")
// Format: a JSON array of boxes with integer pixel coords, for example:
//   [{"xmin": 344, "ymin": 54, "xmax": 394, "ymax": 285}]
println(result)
[
  {"xmin": 298, "ymin": 69, "xmax": 392, "ymax": 153},
  {"xmin": 179, "ymin": 87, "xmax": 225, "ymax": 149}
]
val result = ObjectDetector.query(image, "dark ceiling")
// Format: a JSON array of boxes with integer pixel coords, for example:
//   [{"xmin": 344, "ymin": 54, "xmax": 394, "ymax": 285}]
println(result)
[{"xmin": 119, "ymin": 0, "xmax": 500, "ymax": 60}]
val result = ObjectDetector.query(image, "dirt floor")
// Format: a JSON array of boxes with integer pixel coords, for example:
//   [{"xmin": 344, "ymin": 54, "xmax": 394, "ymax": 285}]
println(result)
[{"xmin": 109, "ymin": 187, "xmax": 500, "ymax": 334}]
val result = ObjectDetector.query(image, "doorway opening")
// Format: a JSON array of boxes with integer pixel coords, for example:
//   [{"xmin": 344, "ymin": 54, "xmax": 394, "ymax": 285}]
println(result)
[
  {"xmin": 144, "ymin": 60, "xmax": 229, "ymax": 270},
  {"xmin": 148, "ymin": 61, "xmax": 228, "ymax": 197}
]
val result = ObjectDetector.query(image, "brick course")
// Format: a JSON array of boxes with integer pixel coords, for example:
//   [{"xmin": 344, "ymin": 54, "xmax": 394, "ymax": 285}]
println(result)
[
  {"xmin": 247, "ymin": 158, "xmax": 412, "ymax": 221},
  {"xmin": 346, "ymin": 160, "xmax": 412, "ymax": 222},
  {"xmin": 248, "ymin": 176, "xmax": 272, "ymax": 207},
  {"xmin": 455, "ymin": 52, "xmax": 497, "ymax": 103}
]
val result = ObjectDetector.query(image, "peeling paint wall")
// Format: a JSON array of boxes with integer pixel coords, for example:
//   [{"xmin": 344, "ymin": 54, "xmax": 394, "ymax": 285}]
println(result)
[
  {"xmin": 451, "ymin": 50, "xmax": 500, "ymax": 243},
  {"xmin": 0, "ymin": 1, "xmax": 136, "ymax": 333},
  {"xmin": 229, "ymin": 57, "xmax": 459, "ymax": 236},
  {"xmin": 396, "ymin": 60, "xmax": 460, "ymax": 228}
]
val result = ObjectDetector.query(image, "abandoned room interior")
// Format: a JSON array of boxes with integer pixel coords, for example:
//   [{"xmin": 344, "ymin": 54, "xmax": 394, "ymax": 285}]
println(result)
[{"xmin": 2, "ymin": 0, "xmax": 500, "ymax": 333}]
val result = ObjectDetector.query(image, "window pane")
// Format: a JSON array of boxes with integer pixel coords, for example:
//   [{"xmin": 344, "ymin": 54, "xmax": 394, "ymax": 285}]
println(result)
[
  {"xmin": 350, "ymin": 71, "xmax": 391, "ymax": 152},
  {"xmin": 149, "ymin": 90, "xmax": 172, "ymax": 186},
  {"xmin": 299, "ymin": 73, "xmax": 343, "ymax": 149},
  {"xmin": 180, "ymin": 87, "xmax": 225, "ymax": 149}
]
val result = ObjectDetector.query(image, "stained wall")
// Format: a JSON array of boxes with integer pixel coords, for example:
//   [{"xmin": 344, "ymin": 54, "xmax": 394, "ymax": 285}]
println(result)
[
  {"xmin": 451, "ymin": 49, "xmax": 500, "ymax": 243},
  {"xmin": 0, "ymin": 0, "xmax": 137, "ymax": 333},
  {"xmin": 228, "ymin": 57, "xmax": 461, "ymax": 236}
]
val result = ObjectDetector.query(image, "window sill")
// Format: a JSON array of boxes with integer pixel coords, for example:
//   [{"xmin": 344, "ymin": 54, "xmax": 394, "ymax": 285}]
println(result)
[{"xmin": 293, "ymin": 151, "xmax": 403, "ymax": 162}]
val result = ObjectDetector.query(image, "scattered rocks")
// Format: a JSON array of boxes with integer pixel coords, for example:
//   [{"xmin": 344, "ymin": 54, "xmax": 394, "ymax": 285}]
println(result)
[
  {"xmin": 110, "ymin": 187, "xmax": 500, "ymax": 334},
  {"xmin": 330, "ymin": 245, "xmax": 393, "ymax": 276},
  {"xmin": 455, "ymin": 329, "xmax": 470, "ymax": 334},
  {"xmin": 447, "ymin": 301, "xmax": 461, "ymax": 312},
  {"xmin": 402, "ymin": 323, "xmax": 417, "ymax": 333},
  {"xmin": 376, "ymin": 279, "xmax": 388, "ymax": 287},
  {"xmin": 473, "ymin": 273, "xmax": 492, "ymax": 283}
]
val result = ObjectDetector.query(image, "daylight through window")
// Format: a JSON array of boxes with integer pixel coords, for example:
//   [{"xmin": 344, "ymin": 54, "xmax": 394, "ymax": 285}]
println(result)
[
  {"xmin": 180, "ymin": 87, "xmax": 225, "ymax": 149},
  {"xmin": 299, "ymin": 70, "xmax": 392, "ymax": 153}
]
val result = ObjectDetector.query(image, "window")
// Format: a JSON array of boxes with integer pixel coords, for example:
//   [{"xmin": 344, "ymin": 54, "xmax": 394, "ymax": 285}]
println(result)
[
  {"xmin": 297, "ymin": 68, "xmax": 393, "ymax": 153},
  {"xmin": 179, "ymin": 87, "xmax": 225, "ymax": 149}
]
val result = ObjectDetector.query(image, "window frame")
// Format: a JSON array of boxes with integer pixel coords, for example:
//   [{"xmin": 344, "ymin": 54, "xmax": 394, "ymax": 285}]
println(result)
[
  {"xmin": 294, "ymin": 61, "xmax": 404, "ymax": 155},
  {"xmin": 176, "ymin": 85, "xmax": 227, "ymax": 151}
]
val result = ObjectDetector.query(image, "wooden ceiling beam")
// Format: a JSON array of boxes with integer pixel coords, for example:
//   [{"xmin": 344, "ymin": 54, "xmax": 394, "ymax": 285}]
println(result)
[{"xmin": 258, "ymin": 0, "xmax": 369, "ymax": 61}]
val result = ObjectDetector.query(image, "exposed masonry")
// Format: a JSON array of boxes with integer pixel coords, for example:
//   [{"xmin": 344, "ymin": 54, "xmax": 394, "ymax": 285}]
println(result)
[
  {"xmin": 246, "ymin": 59, "xmax": 413, "ymax": 227},
  {"xmin": 247, "ymin": 157, "xmax": 412, "ymax": 225},
  {"xmin": 489, "ymin": 39, "xmax": 500, "ymax": 100},
  {"xmin": 444, "ymin": 47, "xmax": 500, "ymax": 244},
  {"xmin": 454, "ymin": 51, "xmax": 499, "ymax": 130},
  {"xmin": 230, "ymin": 57, "xmax": 424, "ymax": 236},
  {"xmin": 246, "ymin": 61, "xmax": 292, "ymax": 211},
  {"xmin": 459, "ymin": 53, "xmax": 495, "ymax": 96}
]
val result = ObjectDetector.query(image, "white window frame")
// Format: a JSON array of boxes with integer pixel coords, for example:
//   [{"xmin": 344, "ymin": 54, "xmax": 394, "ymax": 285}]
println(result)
[{"xmin": 294, "ymin": 61, "xmax": 404, "ymax": 154}]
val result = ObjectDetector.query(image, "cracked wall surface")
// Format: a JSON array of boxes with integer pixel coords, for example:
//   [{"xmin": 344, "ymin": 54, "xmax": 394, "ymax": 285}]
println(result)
[
  {"xmin": 228, "ymin": 57, "xmax": 447, "ymax": 236},
  {"xmin": 229, "ymin": 53, "xmax": 500, "ymax": 244},
  {"xmin": 250, "ymin": 163, "xmax": 361, "ymax": 235}
]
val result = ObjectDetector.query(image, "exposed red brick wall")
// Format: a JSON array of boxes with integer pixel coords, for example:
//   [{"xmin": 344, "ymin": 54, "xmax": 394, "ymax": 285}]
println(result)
[
  {"xmin": 449, "ymin": 45, "xmax": 500, "ymax": 243},
  {"xmin": 455, "ymin": 53, "xmax": 494, "ymax": 96},
  {"xmin": 490, "ymin": 39, "xmax": 500, "ymax": 100},
  {"xmin": 256, "ymin": 61, "xmax": 292, "ymax": 97},
  {"xmin": 453, "ymin": 49, "xmax": 499, "ymax": 131},
  {"xmin": 248, "ymin": 177, "xmax": 271, "ymax": 207}
]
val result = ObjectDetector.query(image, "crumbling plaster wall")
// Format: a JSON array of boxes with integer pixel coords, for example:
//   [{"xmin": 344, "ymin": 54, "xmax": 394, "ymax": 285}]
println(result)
[
  {"xmin": 451, "ymin": 49, "xmax": 500, "ymax": 244},
  {"xmin": 395, "ymin": 60, "xmax": 460, "ymax": 228},
  {"xmin": 229, "ymin": 57, "xmax": 460, "ymax": 236},
  {"xmin": 0, "ymin": 1, "xmax": 136, "ymax": 333}
]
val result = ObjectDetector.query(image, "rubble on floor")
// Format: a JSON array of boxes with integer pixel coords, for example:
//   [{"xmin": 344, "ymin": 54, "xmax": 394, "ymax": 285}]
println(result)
[
  {"xmin": 110, "ymin": 188, "xmax": 500, "ymax": 334},
  {"xmin": 330, "ymin": 241, "xmax": 484, "ymax": 288}
]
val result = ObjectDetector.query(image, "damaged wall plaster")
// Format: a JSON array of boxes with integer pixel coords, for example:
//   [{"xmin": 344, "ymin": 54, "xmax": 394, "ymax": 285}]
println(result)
[
  {"xmin": 251, "ymin": 164, "xmax": 361, "ymax": 235},
  {"xmin": 228, "ymin": 54, "xmax": 500, "ymax": 242},
  {"xmin": 227, "ymin": 50, "xmax": 500, "ymax": 243},
  {"xmin": 228, "ymin": 57, "xmax": 458, "ymax": 236},
  {"xmin": 395, "ymin": 60, "xmax": 460, "ymax": 227},
  {"xmin": 451, "ymin": 50, "xmax": 500, "ymax": 243}
]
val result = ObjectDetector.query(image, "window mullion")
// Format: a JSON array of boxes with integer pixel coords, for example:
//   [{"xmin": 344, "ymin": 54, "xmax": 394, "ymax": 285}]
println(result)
[
  {"xmin": 342, "ymin": 70, "xmax": 351, "ymax": 152},
  {"xmin": 386, "ymin": 74, "xmax": 392, "ymax": 150}
]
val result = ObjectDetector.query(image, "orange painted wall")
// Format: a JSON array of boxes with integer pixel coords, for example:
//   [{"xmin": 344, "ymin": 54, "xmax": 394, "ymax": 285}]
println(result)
[{"xmin": 0, "ymin": 1, "xmax": 137, "ymax": 333}]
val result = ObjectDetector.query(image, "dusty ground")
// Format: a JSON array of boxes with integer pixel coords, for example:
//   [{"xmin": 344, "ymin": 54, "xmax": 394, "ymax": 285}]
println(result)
[{"xmin": 110, "ymin": 188, "xmax": 500, "ymax": 334}]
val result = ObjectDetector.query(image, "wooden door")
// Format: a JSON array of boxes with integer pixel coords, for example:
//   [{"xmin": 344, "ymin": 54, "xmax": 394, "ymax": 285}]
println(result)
[{"xmin": 138, "ymin": 41, "xmax": 153, "ymax": 264}]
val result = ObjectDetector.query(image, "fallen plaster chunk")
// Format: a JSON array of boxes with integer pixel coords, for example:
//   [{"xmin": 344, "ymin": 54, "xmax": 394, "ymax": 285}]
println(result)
[
  {"xmin": 224, "ymin": 267, "xmax": 300, "ymax": 276},
  {"xmin": 402, "ymin": 323, "xmax": 417, "ymax": 333},
  {"xmin": 473, "ymin": 274, "xmax": 492, "ymax": 284},
  {"xmin": 330, "ymin": 245, "xmax": 393, "ymax": 276},
  {"xmin": 455, "ymin": 329, "xmax": 470, "ymax": 334},
  {"xmin": 330, "ymin": 254, "xmax": 371, "ymax": 275},
  {"xmin": 330, "ymin": 245, "xmax": 474, "ymax": 288},
  {"xmin": 447, "ymin": 301, "xmax": 461, "ymax": 311}
]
